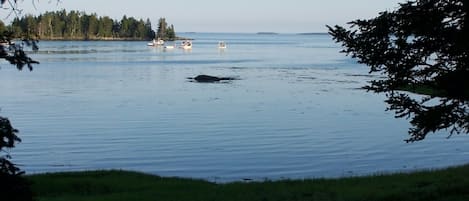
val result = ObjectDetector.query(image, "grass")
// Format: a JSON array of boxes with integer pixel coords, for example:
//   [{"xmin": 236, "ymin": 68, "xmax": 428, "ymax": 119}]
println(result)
[{"xmin": 26, "ymin": 164, "xmax": 469, "ymax": 201}]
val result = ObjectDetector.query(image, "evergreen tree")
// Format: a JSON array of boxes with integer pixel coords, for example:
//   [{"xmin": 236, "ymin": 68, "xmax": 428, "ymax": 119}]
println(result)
[
  {"xmin": 156, "ymin": 17, "xmax": 167, "ymax": 39},
  {"xmin": 328, "ymin": 0, "xmax": 468, "ymax": 142},
  {"xmin": 145, "ymin": 18, "xmax": 155, "ymax": 40},
  {"xmin": 86, "ymin": 14, "xmax": 98, "ymax": 39},
  {"xmin": 166, "ymin": 24, "xmax": 176, "ymax": 40},
  {"xmin": 156, "ymin": 18, "xmax": 177, "ymax": 40},
  {"xmin": 98, "ymin": 16, "xmax": 113, "ymax": 38}
]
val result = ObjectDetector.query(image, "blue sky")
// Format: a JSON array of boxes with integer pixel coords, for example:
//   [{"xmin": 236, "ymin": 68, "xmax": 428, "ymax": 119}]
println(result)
[{"xmin": 2, "ymin": 0, "xmax": 404, "ymax": 33}]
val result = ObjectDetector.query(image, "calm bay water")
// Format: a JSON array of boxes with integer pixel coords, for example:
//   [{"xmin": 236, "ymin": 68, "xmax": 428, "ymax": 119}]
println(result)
[{"xmin": 1, "ymin": 33, "xmax": 468, "ymax": 182}]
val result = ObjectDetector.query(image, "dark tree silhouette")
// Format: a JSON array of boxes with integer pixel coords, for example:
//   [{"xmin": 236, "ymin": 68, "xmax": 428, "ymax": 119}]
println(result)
[
  {"xmin": 0, "ymin": 117, "xmax": 33, "ymax": 201},
  {"xmin": 1, "ymin": 1, "xmax": 38, "ymax": 200},
  {"xmin": 328, "ymin": 0, "xmax": 468, "ymax": 142}
]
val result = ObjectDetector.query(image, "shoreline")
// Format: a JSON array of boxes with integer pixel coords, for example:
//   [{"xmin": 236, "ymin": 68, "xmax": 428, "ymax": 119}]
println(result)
[{"xmin": 26, "ymin": 36, "xmax": 192, "ymax": 42}]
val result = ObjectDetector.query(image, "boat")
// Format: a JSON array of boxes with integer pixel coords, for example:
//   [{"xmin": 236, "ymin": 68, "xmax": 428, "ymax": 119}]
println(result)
[
  {"xmin": 218, "ymin": 41, "xmax": 227, "ymax": 49},
  {"xmin": 0, "ymin": 41, "xmax": 14, "ymax": 48},
  {"xmin": 147, "ymin": 38, "xmax": 165, "ymax": 46},
  {"xmin": 180, "ymin": 40, "xmax": 192, "ymax": 49},
  {"xmin": 164, "ymin": 45, "xmax": 175, "ymax": 49}
]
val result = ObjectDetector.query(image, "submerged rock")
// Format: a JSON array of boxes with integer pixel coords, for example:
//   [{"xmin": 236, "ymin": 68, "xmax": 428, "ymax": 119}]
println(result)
[{"xmin": 188, "ymin": 75, "xmax": 238, "ymax": 83}]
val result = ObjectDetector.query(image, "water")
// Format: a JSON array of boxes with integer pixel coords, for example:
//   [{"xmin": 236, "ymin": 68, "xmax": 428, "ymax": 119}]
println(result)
[{"xmin": 1, "ymin": 33, "xmax": 468, "ymax": 182}]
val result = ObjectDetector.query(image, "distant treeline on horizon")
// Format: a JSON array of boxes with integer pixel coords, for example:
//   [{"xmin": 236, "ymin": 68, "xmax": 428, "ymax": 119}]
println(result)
[{"xmin": 2, "ymin": 10, "xmax": 157, "ymax": 40}]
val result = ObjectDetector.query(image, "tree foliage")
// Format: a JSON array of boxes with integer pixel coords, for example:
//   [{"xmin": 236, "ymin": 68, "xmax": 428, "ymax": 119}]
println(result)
[
  {"xmin": 0, "ymin": 117, "xmax": 22, "ymax": 175},
  {"xmin": 9, "ymin": 10, "xmax": 156, "ymax": 40},
  {"xmin": 328, "ymin": 0, "xmax": 468, "ymax": 142},
  {"xmin": 156, "ymin": 18, "xmax": 176, "ymax": 41},
  {"xmin": 0, "ymin": 117, "xmax": 33, "ymax": 201}
]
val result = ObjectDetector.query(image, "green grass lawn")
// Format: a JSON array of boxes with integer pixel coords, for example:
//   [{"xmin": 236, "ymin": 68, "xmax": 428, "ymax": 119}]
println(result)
[{"xmin": 27, "ymin": 164, "xmax": 469, "ymax": 201}]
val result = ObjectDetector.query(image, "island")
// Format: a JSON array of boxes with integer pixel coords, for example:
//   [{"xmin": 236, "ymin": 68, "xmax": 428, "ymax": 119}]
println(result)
[
  {"xmin": 6, "ymin": 10, "xmax": 182, "ymax": 41},
  {"xmin": 256, "ymin": 32, "xmax": 279, "ymax": 35}
]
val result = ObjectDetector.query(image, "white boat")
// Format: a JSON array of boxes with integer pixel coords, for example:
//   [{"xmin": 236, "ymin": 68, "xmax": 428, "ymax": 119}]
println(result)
[
  {"xmin": 218, "ymin": 41, "xmax": 227, "ymax": 49},
  {"xmin": 147, "ymin": 38, "xmax": 165, "ymax": 46},
  {"xmin": 0, "ymin": 41, "xmax": 14, "ymax": 48},
  {"xmin": 164, "ymin": 45, "xmax": 175, "ymax": 49},
  {"xmin": 180, "ymin": 40, "xmax": 192, "ymax": 49}
]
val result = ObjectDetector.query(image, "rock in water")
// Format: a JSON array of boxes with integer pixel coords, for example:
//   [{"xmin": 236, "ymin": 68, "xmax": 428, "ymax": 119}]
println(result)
[
  {"xmin": 190, "ymin": 75, "xmax": 237, "ymax": 83},
  {"xmin": 194, "ymin": 75, "xmax": 222, "ymax": 82}
]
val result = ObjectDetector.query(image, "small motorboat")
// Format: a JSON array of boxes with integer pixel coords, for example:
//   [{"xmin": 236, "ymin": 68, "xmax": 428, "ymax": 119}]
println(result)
[
  {"xmin": 180, "ymin": 40, "xmax": 192, "ymax": 49},
  {"xmin": 218, "ymin": 41, "xmax": 227, "ymax": 49},
  {"xmin": 147, "ymin": 38, "xmax": 165, "ymax": 46}
]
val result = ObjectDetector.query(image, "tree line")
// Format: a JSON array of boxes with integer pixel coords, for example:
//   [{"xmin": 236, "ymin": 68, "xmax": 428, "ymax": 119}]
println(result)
[{"xmin": 4, "ymin": 10, "xmax": 176, "ymax": 40}]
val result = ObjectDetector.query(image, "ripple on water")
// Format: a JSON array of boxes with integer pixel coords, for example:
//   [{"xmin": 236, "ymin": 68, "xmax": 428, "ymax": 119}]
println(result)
[{"xmin": 3, "ymin": 36, "xmax": 469, "ymax": 182}]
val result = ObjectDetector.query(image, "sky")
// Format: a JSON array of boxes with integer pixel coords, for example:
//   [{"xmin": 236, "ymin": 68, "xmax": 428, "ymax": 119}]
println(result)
[{"xmin": 1, "ymin": 0, "xmax": 405, "ymax": 33}]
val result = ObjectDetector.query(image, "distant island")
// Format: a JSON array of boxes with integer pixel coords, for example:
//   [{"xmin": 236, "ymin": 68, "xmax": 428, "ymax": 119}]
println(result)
[
  {"xmin": 5, "ymin": 10, "xmax": 181, "ymax": 41},
  {"xmin": 256, "ymin": 32, "xmax": 279, "ymax": 35}
]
